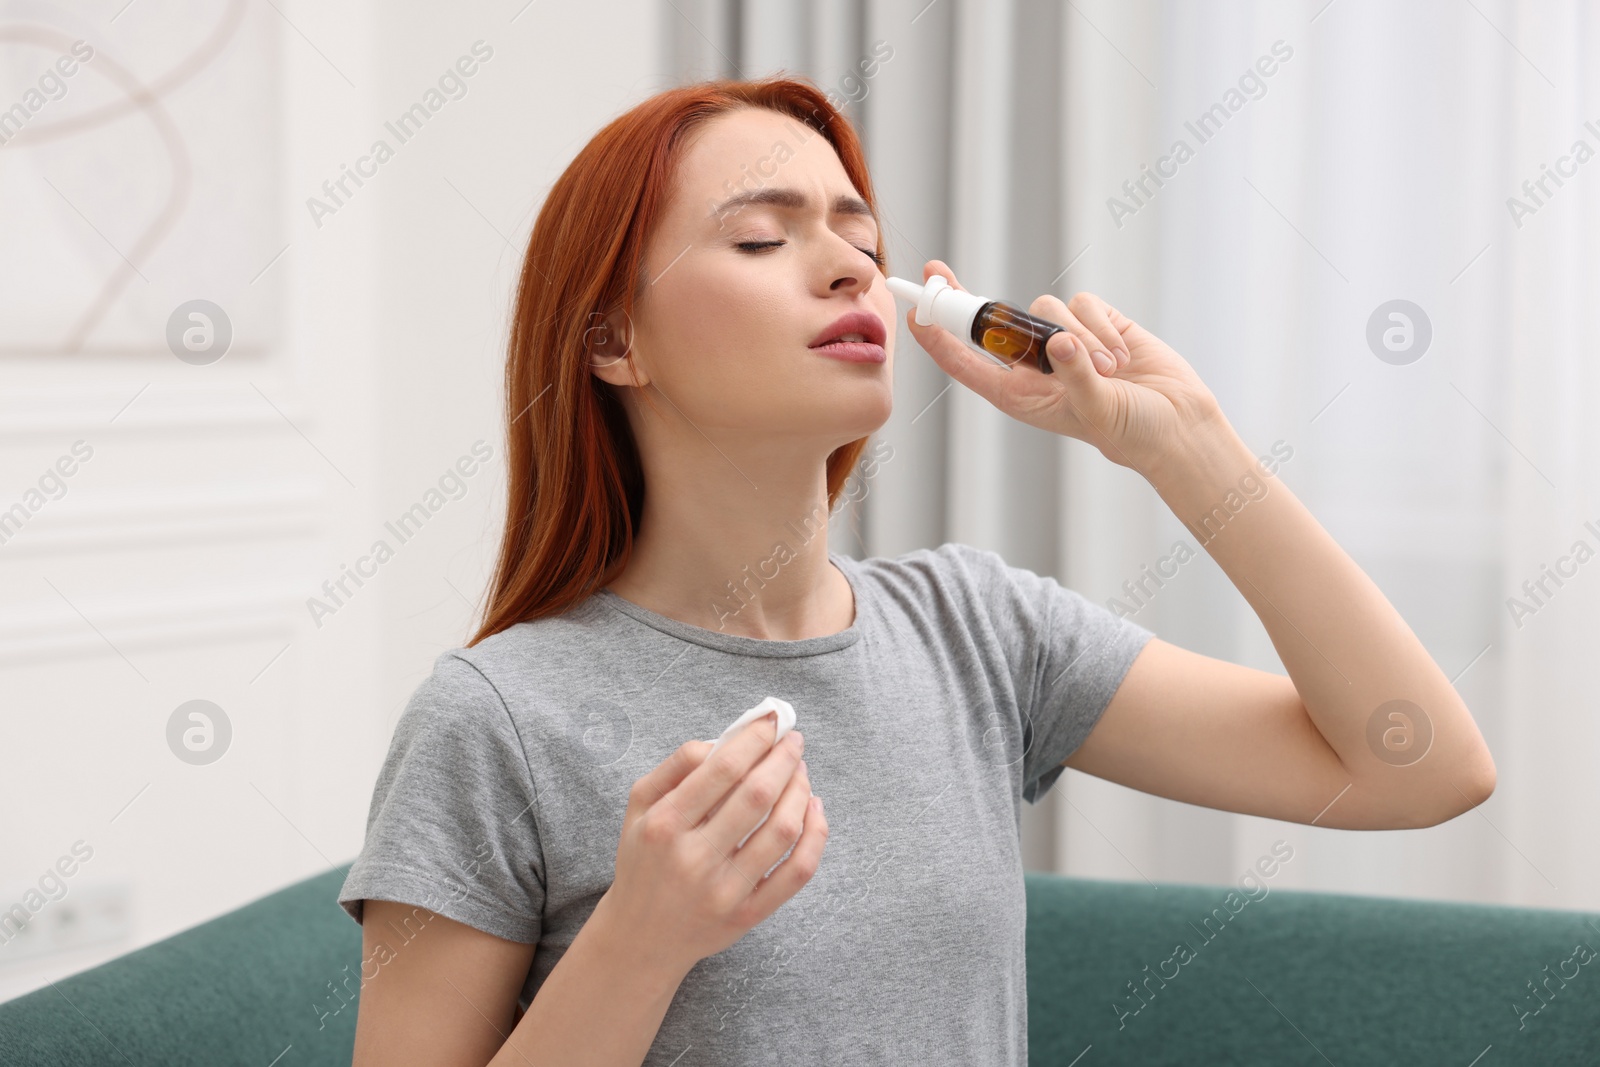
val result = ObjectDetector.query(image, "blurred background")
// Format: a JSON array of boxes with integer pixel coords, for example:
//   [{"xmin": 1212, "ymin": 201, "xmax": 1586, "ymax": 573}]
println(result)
[{"xmin": 3, "ymin": 0, "xmax": 1596, "ymax": 1003}]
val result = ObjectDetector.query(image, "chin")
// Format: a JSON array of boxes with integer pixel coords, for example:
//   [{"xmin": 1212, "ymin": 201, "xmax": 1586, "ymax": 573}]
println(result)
[{"xmin": 826, "ymin": 385, "xmax": 894, "ymax": 441}]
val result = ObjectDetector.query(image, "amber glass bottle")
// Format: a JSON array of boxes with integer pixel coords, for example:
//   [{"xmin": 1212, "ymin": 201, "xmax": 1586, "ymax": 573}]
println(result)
[
  {"xmin": 968, "ymin": 300, "xmax": 1066, "ymax": 374},
  {"xmin": 886, "ymin": 274, "xmax": 1066, "ymax": 374}
]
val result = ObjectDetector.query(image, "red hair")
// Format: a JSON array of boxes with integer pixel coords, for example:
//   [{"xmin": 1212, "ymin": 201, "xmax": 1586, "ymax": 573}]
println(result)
[{"xmin": 468, "ymin": 75, "xmax": 884, "ymax": 646}]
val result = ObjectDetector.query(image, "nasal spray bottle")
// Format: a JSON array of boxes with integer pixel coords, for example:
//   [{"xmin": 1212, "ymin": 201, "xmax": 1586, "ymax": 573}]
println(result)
[{"xmin": 886, "ymin": 274, "xmax": 1067, "ymax": 375}]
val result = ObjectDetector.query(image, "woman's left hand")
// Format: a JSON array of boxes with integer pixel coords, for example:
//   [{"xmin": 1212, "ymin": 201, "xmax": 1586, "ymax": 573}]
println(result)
[{"xmin": 901, "ymin": 260, "xmax": 1226, "ymax": 475}]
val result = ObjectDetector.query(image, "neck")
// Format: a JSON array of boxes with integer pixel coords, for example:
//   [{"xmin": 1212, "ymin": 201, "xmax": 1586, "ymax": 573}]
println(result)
[{"xmin": 603, "ymin": 447, "xmax": 855, "ymax": 640}]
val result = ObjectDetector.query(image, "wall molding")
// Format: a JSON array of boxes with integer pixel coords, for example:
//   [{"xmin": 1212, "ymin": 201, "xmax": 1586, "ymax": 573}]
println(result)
[
  {"xmin": 0, "ymin": 483, "xmax": 323, "ymax": 557},
  {"xmin": 0, "ymin": 584, "xmax": 306, "ymax": 666},
  {"xmin": 0, "ymin": 381, "xmax": 315, "ymax": 438}
]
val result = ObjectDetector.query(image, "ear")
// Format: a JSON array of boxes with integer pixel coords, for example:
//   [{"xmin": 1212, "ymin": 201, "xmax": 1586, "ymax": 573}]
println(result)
[{"xmin": 585, "ymin": 307, "xmax": 646, "ymax": 387}]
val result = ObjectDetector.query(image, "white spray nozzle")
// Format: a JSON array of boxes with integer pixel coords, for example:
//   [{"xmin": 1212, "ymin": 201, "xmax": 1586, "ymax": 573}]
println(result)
[
  {"xmin": 884, "ymin": 275, "xmax": 930, "ymax": 309},
  {"xmin": 885, "ymin": 274, "xmax": 989, "ymax": 342}
]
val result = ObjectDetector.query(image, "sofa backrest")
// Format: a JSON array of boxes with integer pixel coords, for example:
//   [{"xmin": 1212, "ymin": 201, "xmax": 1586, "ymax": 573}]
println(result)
[
  {"xmin": 3, "ymin": 865, "xmax": 1597, "ymax": 1065},
  {"xmin": 1025, "ymin": 872, "xmax": 1600, "ymax": 1064},
  {"xmin": 0, "ymin": 865, "xmax": 361, "ymax": 1067}
]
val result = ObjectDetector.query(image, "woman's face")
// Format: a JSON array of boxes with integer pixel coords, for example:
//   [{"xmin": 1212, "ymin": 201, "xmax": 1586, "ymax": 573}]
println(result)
[{"xmin": 595, "ymin": 106, "xmax": 896, "ymax": 455}]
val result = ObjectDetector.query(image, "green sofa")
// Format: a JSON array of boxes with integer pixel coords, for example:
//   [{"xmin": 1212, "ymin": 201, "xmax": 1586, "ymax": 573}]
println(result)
[{"xmin": 2, "ymin": 865, "xmax": 1596, "ymax": 1064}]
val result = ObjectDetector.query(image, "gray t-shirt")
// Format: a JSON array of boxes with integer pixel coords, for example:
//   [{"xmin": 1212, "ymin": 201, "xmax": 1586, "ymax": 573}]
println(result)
[{"xmin": 338, "ymin": 541, "xmax": 1153, "ymax": 1064}]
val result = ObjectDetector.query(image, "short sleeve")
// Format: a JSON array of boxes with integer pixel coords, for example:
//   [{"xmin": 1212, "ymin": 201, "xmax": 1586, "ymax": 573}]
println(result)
[
  {"xmin": 946, "ymin": 543, "xmax": 1156, "ymax": 806},
  {"xmin": 338, "ymin": 651, "xmax": 546, "ymax": 943}
]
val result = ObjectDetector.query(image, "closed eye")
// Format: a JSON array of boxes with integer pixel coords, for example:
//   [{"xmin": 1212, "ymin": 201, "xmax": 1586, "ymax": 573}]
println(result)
[{"xmin": 735, "ymin": 239, "xmax": 886, "ymax": 267}]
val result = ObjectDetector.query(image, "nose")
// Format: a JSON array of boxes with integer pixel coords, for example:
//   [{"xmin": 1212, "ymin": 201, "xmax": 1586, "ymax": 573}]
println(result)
[
  {"xmin": 818, "ymin": 222, "xmax": 879, "ymax": 297},
  {"xmin": 829, "ymin": 255, "xmax": 873, "ymax": 295}
]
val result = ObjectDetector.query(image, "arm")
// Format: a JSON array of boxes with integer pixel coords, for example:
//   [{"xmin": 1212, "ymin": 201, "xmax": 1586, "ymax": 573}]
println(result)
[
  {"xmin": 1063, "ymin": 411, "xmax": 1495, "ymax": 828},
  {"xmin": 903, "ymin": 261, "xmax": 1496, "ymax": 830},
  {"xmin": 351, "ymin": 720, "xmax": 823, "ymax": 1066},
  {"xmin": 353, "ymin": 895, "xmax": 690, "ymax": 1067}
]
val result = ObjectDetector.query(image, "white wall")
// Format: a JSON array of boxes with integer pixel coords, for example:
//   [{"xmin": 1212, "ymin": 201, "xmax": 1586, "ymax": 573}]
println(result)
[{"xmin": 0, "ymin": 0, "xmax": 663, "ymax": 1004}]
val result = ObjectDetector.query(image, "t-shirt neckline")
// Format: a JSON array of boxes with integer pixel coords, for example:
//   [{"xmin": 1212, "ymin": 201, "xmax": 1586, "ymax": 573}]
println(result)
[{"xmin": 592, "ymin": 550, "xmax": 864, "ymax": 658}]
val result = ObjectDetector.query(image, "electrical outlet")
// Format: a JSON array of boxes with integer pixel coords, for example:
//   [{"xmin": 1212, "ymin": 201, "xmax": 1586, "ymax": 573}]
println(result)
[{"xmin": 0, "ymin": 881, "xmax": 132, "ymax": 966}]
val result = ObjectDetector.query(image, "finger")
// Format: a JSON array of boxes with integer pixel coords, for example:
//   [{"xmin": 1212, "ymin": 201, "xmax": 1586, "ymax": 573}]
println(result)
[
  {"xmin": 1030, "ymin": 294, "xmax": 1116, "ymax": 376},
  {"xmin": 668, "ymin": 711, "xmax": 782, "ymax": 829},
  {"xmin": 729, "ymin": 756, "xmax": 812, "ymax": 882},
  {"xmin": 745, "ymin": 794, "xmax": 828, "ymax": 921},
  {"xmin": 697, "ymin": 711, "xmax": 792, "ymax": 824},
  {"xmin": 629, "ymin": 738, "xmax": 711, "ymax": 823},
  {"xmin": 703, "ymin": 728, "xmax": 804, "ymax": 856},
  {"xmin": 904, "ymin": 308, "xmax": 1022, "ymax": 406},
  {"xmin": 1040, "ymin": 332, "xmax": 1128, "ymax": 455},
  {"xmin": 1102, "ymin": 303, "xmax": 1147, "ymax": 354},
  {"xmin": 700, "ymin": 716, "xmax": 787, "ymax": 825},
  {"xmin": 1068, "ymin": 292, "xmax": 1130, "ymax": 369},
  {"xmin": 1041, "ymin": 329, "xmax": 1115, "ymax": 408}
]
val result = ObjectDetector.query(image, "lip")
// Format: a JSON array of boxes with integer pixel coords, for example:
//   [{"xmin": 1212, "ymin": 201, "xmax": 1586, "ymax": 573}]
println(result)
[
  {"xmin": 809, "ymin": 310, "xmax": 887, "ymax": 350},
  {"xmin": 811, "ymin": 340, "xmax": 887, "ymax": 363}
]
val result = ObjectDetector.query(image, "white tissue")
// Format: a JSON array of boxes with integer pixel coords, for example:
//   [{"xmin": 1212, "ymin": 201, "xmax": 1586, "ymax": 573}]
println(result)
[{"xmin": 705, "ymin": 695, "xmax": 796, "ymax": 754}]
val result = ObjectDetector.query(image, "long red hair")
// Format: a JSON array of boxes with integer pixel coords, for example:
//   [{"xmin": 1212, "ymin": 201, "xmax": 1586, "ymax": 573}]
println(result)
[{"xmin": 468, "ymin": 76, "xmax": 884, "ymax": 646}]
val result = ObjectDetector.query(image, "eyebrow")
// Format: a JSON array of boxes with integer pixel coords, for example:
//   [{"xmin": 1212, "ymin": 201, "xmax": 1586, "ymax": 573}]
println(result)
[{"xmin": 710, "ymin": 187, "xmax": 875, "ymax": 221}]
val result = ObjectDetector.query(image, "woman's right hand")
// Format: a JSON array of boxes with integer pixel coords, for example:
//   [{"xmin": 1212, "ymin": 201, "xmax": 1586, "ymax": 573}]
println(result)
[{"xmin": 599, "ymin": 712, "xmax": 827, "ymax": 976}]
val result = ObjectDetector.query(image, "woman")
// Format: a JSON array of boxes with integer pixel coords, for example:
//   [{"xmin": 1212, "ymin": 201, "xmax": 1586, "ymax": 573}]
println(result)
[{"xmin": 337, "ymin": 75, "xmax": 1496, "ymax": 1066}]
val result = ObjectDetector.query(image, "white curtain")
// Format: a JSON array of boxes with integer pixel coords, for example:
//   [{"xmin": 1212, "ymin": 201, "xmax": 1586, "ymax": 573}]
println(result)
[
  {"xmin": 1497, "ymin": 3, "xmax": 1600, "ymax": 911},
  {"xmin": 668, "ymin": 0, "xmax": 1600, "ymax": 912}
]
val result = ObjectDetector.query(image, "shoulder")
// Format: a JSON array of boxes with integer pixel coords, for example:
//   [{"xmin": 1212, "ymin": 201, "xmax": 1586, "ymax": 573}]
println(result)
[
  {"xmin": 396, "ymin": 601, "xmax": 609, "ymax": 740},
  {"xmin": 383, "ymin": 650, "xmax": 522, "ymax": 771},
  {"xmin": 844, "ymin": 542, "xmax": 1067, "ymax": 657},
  {"xmin": 440, "ymin": 595, "xmax": 613, "ymax": 696},
  {"xmin": 847, "ymin": 540, "xmax": 1046, "ymax": 614},
  {"xmin": 848, "ymin": 539, "xmax": 1010, "ymax": 589},
  {"xmin": 849, "ymin": 541, "xmax": 1140, "ymax": 659}
]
